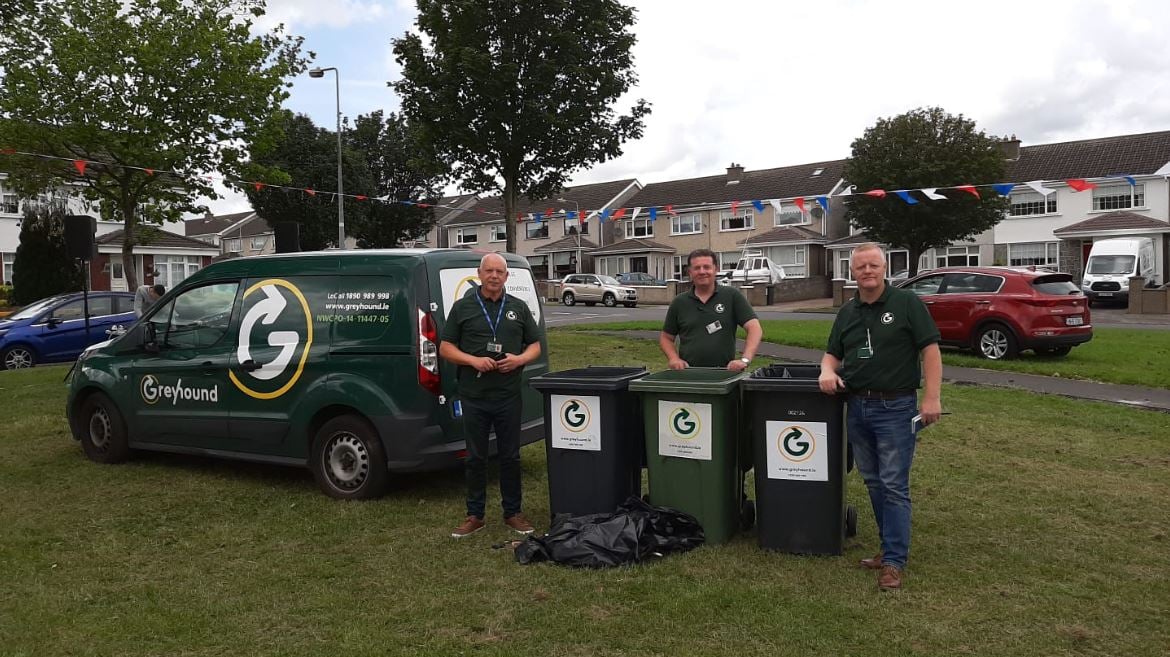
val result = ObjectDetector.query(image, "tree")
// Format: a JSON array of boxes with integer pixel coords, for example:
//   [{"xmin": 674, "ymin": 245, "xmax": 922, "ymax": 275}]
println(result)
[
  {"xmin": 243, "ymin": 110, "xmax": 443, "ymax": 250},
  {"xmin": 843, "ymin": 107, "xmax": 1008, "ymax": 275},
  {"xmin": 392, "ymin": 0, "xmax": 651, "ymax": 252},
  {"xmin": 0, "ymin": 0, "xmax": 308, "ymax": 289},
  {"xmin": 11, "ymin": 204, "xmax": 84, "ymax": 305}
]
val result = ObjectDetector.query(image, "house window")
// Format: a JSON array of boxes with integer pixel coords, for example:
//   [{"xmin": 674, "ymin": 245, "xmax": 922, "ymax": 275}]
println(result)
[
  {"xmin": 1009, "ymin": 191, "xmax": 1058, "ymax": 216},
  {"xmin": 1092, "ymin": 184, "xmax": 1144, "ymax": 211},
  {"xmin": 2, "ymin": 252, "xmax": 13, "ymax": 285},
  {"xmin": 720, "ymin": 209, "xmax": 754, "ymax": 231},
  {"xmin": 671, "ymin": 213, "xmax": 701, "ymax": 235},
  {"xmin": 455, "ymin": 228, "xmax": 478, "ymax": 245},
  {"xmin": 718, "ymin": 251, "xmax": 741, "ymax": 271},
  {"xmin": 837, "ymin": 251, "xmax": 852, "ymax": 280},
  {"xmin": 225, "ymin": 238, "xmax": 242, "ymax": 253},
  {"xmin": 526, "ymin": 221, "xmax": 549, "ymax": 239},
  {"xmin": 769, "ymin": 245, "xmax": 808, "ymax": 278},
  {"xmin": 563, "ymin": 217, "xmax": 589, "ymax": 236},
  {"xmin": 774, "ymin": 207, "xmax": 808, "ymax": 226},
  {"xmin": 0, "ymin": 190, "xmax": 18, "ymax": 215},
  {"xmin": 250, "ymin": 236, "xmax": 268, "ymax": 251},
  {"xmin": 624, "ymin": 218, "xmax": 653, "ymax": 239},
  {"xmin": 672, "ymin": 255, "xmax": 688, "ymax": 280},
  {"xmin": 887, "ymin": 250, "xmax": 909, "ymax": 278},
  {"xmin": 922, "ymin": 246, "xmax": 980, "ymax": 270},
  {"xmin": 154, "ymin": 255, "xmax": 203, "ymax": 289},
  {"xmin": 1008, "ymin": 242, "xmax": 1058, "ymax": 267},
  {"xmin": 490, "ymin": 224, "xmax": 507, "ymax": 242}
]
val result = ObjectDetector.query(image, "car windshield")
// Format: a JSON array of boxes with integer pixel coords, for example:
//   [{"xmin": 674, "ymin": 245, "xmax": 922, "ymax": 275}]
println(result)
[
  {"xmin": 7, "ymin": 296, "xmax": 65, "ymax": 320},
  {"xmin": 1086, "ymin": 255, "xmax": 1135, "ymax": 275},
  {"xmin": 598, "ymin": 275, "xmax": 620, "ymax": 285}
]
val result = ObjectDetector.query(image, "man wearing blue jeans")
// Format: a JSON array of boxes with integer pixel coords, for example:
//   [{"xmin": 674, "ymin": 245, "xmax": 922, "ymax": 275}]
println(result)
[{"xmin": 819, "ymin": 243, "xmax": 942, "ymax": 591}]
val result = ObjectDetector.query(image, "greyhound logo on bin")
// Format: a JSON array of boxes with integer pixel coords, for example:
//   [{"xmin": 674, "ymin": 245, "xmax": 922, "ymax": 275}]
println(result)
[
  {"xmin": 669, "ymin": 406, "xmax": 701, "ymax": 440},
  {"xmin": 559, "ymin": 398, "xmax": 590, "ymax": 432},
  {"xmin": 658, "ymin": 401, "xmax": 712, "ymax": 460},
  {"xmin": 778, "ymin": 425, "xmax": 815, "ymax": 462}
]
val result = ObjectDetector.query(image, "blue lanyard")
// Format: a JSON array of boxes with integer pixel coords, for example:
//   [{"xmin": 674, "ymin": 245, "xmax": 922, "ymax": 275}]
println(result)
[{"xmin": 474, "ymin": 290, "xmax": 506, "ymax": 341}]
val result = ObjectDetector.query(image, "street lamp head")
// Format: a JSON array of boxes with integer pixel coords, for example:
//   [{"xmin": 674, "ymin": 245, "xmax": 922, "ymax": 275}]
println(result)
[{"xmin": 308, "ymin": 68, "xmax": 324, "ymax": 78}]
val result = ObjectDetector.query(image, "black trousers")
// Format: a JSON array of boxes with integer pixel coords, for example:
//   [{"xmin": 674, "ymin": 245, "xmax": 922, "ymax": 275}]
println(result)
[{"xmin": 461, "ymin": 395, "xmax": 523, "ymax": 519}]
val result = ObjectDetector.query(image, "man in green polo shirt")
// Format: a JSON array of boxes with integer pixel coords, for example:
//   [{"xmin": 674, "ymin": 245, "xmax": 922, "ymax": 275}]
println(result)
[
  {"xmin": 660, "ymin": 248, "xmax": 762, "ymax": 370},
  {"xmin": 440, "ymin": 253, "xmax": 543, "ymax": 539},
  {"xmin": 819, "ymin": 243, "xmax": 942, "ymax": 591}
]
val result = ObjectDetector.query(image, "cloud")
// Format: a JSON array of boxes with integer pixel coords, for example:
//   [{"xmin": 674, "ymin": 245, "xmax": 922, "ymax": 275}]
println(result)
[{"xmin": 256, "ymin": 0, "xmax": 389, "ymax": 31}]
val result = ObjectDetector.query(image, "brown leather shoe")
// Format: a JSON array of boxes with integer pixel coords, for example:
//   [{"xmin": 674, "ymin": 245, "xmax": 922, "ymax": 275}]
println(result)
[
  {"xmin": 451, "ymin": 515, "xmax": 485, "ymax": 539},
  {"xmin": 504, "ymin": 513, "xmax": 535, "ymax": 535},
  {"xmin": 859, "ymin": 552, "xmax": 883, "ymax": 570},
  {"xmin": 878, "ymin": 565, "xmax": 903, "ymax": 591}
]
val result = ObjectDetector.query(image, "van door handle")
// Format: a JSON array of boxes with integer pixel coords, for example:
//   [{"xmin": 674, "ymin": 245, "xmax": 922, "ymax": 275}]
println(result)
[{"xmin": 240, "ymin": 359, "xmax": 262, "ymax": 372}]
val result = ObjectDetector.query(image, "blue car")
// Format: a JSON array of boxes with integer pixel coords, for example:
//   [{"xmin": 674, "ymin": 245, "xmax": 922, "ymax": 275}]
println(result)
[{"xmin": 0, "ymin": 291, "xmax": 136, "ymax": 370}]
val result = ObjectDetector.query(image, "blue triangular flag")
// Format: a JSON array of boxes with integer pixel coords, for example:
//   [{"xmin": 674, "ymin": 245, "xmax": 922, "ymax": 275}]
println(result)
[
  {"xmin": 816, "ymin": 196, "xmax": 829, "ymax": 213},
  {"xmin": 894, "ymin": 190, "xmax": 918, "ymax": 205},
  {"xmin": 1124, "ymin": 175, "xmax": 1137, "ymax": 187},
  {"xmin": 751, "ymin": 200, "xmax": 765, "ymax": 213},
  {"xmin": 567, "ymin": 210, "xmax": 576, "ymax": 221},
  {"xmin": 601, "ymin": 209, "xmax": 610, "ymax": 222},
  {"xmin": 649, "ymin": 207, "xmax": 658, "ymax": 221},
  {"xmin": 993, "ymin": 183, "xmax": 1015, "ymax": 196}
]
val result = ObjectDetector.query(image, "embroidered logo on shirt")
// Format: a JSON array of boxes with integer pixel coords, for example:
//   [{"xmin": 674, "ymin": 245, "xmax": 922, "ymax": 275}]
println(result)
[
  {"xmin": 881, "ymin": 312, "xmax": 894, "ymax": 324},
  {"xmin": 714, "ymin": 303, "xmax": 725, "ymax": 313},
  {"xmin": 506, "ymin": 310, "xmax": 518, "ymax": 321}
]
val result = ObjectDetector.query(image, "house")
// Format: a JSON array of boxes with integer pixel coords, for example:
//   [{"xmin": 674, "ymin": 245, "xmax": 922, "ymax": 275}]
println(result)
[
  {"xmin": 184, "ymin": 210, "xmax": 272, "ymax": 257},
  {"xmin": 601, "ymin": 161, "xmax": 849, "ymax": 282},
  {"xmin": 408, "ymin": 194, "xmax": 479, "ymax": 248},
  {"xmin": 89, "ymin": 228, "xmax": 219, "ymax": 291}
]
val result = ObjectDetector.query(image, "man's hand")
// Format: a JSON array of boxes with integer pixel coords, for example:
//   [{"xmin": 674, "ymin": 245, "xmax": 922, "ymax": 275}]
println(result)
[
  {"xmin": 727, "ymin": 359, "xmax": 748, "ymax": 372},
  {"xmin": 668, "ymin": 357, "xmax": 688, "ymax": 370},
  {"xmin": 919, "ymin": 396, "xmax": 942, "ymax": 426},
  {"xmin": 496, "ymin": 353, "xmax": 526, "ymax": 374},
  {"xmin": 818, "ymin": 370, "xmax": 845, "ymax": 394},
  {"xmin": 472, "ymin": 356, "xmax": 498, "ymax": 373}
]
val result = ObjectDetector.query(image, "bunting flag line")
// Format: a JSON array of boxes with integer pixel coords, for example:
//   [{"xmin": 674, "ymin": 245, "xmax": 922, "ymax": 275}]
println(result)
[
  {"xmin": 921, "ymin": 188, "xmax": 947, "ymax": 201},
  {"xmin": 864, "ymin": 189, "xmax": 886, "ymax": 198},
  {"xmin": 649, "ymin": 207, "xmax": 658, "ymax": 221},
  {"xmin": 894, "ymin": 190, "xmax": 918, "ymax": 205},
  {"xmin": 1066, "ymin": 179, "xmax": 1097, "ymax": 192},
  {"xmin": 769, "ymin": 199, "xmax": 783, "ymax": 214},
  {"xmin": 956, "ymin": 185, "xmax": 980, "ymax": 199},
  {"xmin": 993, "ymin": 183, "xmax": 1015, "ymax": 196},
  {"xmin": 631, "ymin": 207, "xmax": 641, "ymax": 221},
  {"xmin": 793, "ymin": 197, "xmax": 806, "ymax": 213},
  {"xmin": 751, "ymin": 200, "xmax": 765, "ymax": 213},
  {"xmin": 1025, "ymin": 181, "xmax": 1055, "ymax": 196},
  {"xmin": 816, "ymin": 196, "xmax": 830, "ymax": 213}
]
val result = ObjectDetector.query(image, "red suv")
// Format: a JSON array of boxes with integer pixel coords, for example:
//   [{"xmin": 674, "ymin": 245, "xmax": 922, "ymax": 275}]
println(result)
[{"xmin": 899, "ymin": 267, "xmax": 1092, "ymax": 360}]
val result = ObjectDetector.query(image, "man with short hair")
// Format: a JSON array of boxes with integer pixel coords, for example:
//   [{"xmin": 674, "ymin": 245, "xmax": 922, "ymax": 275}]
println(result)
[
  {"xmin": 440, "ymin": 253, "xmax": 543, "ymax": 539},
  {"xmin": 818, "ymin": 243, "xmax": 942, "ymax": 591},
  {"xmin": 133, "ymin": 283, "xmax": 165, "ymax": 318},
  {"xmin": 659, "ymin": 248, "xmax": 762, "ymax": 371}
]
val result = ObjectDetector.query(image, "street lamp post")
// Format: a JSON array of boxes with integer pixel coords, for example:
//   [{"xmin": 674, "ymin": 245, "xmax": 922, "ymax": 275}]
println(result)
[
  {"xmin": 309, "ymin": 66, "xmax": 344, "ymax": 248},
  {"xmin": 558, "ymin": 197, "xmax": 581, "ymax": 274}
]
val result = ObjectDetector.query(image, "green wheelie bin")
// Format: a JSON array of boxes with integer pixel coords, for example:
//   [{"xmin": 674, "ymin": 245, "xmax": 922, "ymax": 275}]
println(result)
[{"xmin": 629, "ymin": 368, "xmax": 749, "ymax": 545}]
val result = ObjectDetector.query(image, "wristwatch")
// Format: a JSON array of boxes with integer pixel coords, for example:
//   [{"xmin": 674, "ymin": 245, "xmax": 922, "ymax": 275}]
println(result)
[{"xmin": 739, "ymin": 357, "xmax": 751, "ymax": 365}]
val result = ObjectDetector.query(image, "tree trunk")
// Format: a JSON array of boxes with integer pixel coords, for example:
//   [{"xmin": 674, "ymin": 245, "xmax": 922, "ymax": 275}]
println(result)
[
  {"xmin": 121, "ymin": 201, "xmax": 139, "ymax": 291},
  {"xmin": 503, "ymin": 175, "xmax": 517, "ymax": 254},
  {"xmin": 908, "ymin": 247, "xmax": 922, "ymax": 277}
]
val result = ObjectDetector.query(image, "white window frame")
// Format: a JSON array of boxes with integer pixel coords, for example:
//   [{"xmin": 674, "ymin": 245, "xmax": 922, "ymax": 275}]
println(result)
[
  {"xmin": 1092, "ymin": 183, "xmax": 1144, "ymax": 211},
  {"xmin": 2, "ymin": 252, "xmax": 14, "ymax": 285},
  {"xmin": 225, "ymin": 238, "xmax": 242, "ymax": 253},
  {"xmin": 768, "ymin": 245, "xmax": 808, "ymax": 278},
  {"xmin": 774, "ymin": 207, "xmax": 808, "ymax": 227},
  {"xmin": 1007, "ymin": 241, "xmax": 1058, "ymax": 267},
  {"xmin": 250, "ymin": 236, "xmax": 268, "ymax": 251},
  {"xmin": 921, "ymin": 246, "xmax": 980, "ymax": 270},
  {"xmin": 454, "ymin": 227, "xmax": 479, "ymax": 245},
  {"xmin": 837, "ymin": 250, "xmax": 852, "ymax": 281},
  {"xmin": 670, "ymin": 213, "xmax": 701, "ymax": 236},
  {"xmin": 1008, "ymin": 191, "xmax": 1058, "ymax": 217},
  {"xmin": 0, "ymin": 186, "xmax": 19, "ymax": 215},
  {"xmin": 720, "ymin": 209, "xmax": 754, "ymax": 232},
  {"xmin": 624, "ymin": 218, "xmax": 653, "ymax": 239},
  {"xmin": 672, "ymin": 255, "xmax": 687, "ymax": 280},
  {"xmin": 489, "ymin": 224, "xmax": 507, "ymax": 242},
  {"xmin": 563, "ymin": 217, "xmax": 589, "ymax": 236},
  {"xmin": 526, "ymin": 221, "xmax": 549, "ymax": 240}
]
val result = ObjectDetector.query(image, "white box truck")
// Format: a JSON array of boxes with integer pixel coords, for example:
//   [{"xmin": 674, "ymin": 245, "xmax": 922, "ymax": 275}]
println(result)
[{"xmin": 1080, "ymin": 237, "xmax": 1157, "ymax": 306}]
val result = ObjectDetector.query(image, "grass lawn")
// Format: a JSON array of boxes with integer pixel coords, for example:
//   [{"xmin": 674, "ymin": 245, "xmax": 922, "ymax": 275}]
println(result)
[
  {"xmin": 2, "ymin": 333, "xmax": 1168, "ymax": 656},
  {"xmin": 567, "ymin": 320, "xmax": 1170, "ymax": 389}
]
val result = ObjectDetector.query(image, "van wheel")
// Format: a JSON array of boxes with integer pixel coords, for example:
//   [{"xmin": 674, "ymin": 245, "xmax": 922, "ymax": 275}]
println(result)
[
  {"xmin": 2, "ymin": 345, "xmax": 36, "ymax": 370},
  {"xmin": 561, "ymin": 292, "xmax": 575, "ymax": 306},
  {"xmin": 603, "ymin": 293, "xmax": 617, "ymax": 307},
  {"xmin": 311, "ymin": 415, "xmax": 389, "ymax": 500},
  {"xmin": 78, "ymin": 392, "xmax": 131, "ymax": 464},
  {"xmin": 976, "ymin": 323, "xmax": 1018, "ymax": 360}
]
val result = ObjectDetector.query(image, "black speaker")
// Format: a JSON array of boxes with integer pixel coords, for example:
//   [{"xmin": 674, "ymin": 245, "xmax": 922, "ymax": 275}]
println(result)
[
  {"xmin": 64, "ymin": 214, "xmax": 97, "ymax": 261},
  {"xmin": 273, "ymin": 222, "xmax": 300, "ymax": 253}
]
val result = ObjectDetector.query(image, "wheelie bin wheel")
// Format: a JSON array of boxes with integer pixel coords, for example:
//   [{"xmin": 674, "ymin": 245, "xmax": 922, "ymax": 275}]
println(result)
[
  {"xmin": 845, "ymin": 504, "xmax": 858, "ymax": 538},
  {"xmin": 741, "ymin": 499, "xmax": 756, "ymax": 531}
]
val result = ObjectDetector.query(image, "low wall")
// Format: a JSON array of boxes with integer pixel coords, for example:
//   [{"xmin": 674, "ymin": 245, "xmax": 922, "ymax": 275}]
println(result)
[
  {"xmin": 542, "ymin": 276, "xmax": 831, "ymax": 306},
  {"xmin": 1128, "ymin": 277, "xmax": 1170, "ymax": 314}
]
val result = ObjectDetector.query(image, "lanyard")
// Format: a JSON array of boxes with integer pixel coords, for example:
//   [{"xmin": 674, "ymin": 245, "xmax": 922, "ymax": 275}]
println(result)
[{"xmin": 474, "ymin": 290, "xmax": 506, "ymax": 341}]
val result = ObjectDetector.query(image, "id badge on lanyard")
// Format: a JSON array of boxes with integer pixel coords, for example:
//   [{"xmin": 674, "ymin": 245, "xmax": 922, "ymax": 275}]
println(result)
[{"xmin": 857, "ymin": 328, "xmax": 874, "ymax": 359}]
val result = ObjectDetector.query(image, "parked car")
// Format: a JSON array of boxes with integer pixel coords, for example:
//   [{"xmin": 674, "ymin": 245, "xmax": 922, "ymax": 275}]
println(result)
[
  {"xmin": 898, "ymin": 267, "xmax": 1092, "ymax": 360},
  {"xmin": 0, "ymin": 291, "xmax": 136, "ymax": 370},
  {"xmin": 560, "ymin": 273, "xmax": 638, "ymax": 307},
  {"xmin": 616, "ymin": 272, "xmax": 666, "ymax": 286}
]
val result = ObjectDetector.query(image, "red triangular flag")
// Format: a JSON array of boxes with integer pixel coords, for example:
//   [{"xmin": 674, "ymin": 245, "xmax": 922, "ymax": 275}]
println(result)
[
  {"xmin": 1067, "ymin": 179, "xmax": 1097, "ymax": 192},
  {"xmin": 956, "ymin": 184, "xmax": 980, "ymax": 198},
  {"xmin": 545, "ymin": 208, "xmax": 554, "ymax": 218},
  {"xmin": 253, "ymin": 182, "xmax": 264, "ymax": 192},
  {"xmin": 306, "ymin": 188, "xmax": 316, "ymax": 197},
  {"xmin": 356, "ymin": 195, "xmax": 367, "ymax": 201},
  {"xmin": 417, "ymin": 202, "xmax": 430, "ymax": 208},
  {"xmin": 864, "ymin": 189, "xmax": 886, "ymax": 198},
  {"xmin": 0, "ymin": 147, "xmax": 15, "ymax": 155},
  {"xmin": 666, "ymin": 204, "xmax": 676, "ymax": 216},
  {"xmin": 612, "ymin": 207, "xmax": 628, "ymax": 220},
  {"xmin": 730, "ymin": 201, "xmax": 740, "ymax": 215},
  {"xmin": 144, "ymin": 168, "xmax": 154, "ymax": 176},
  {"xmin": 73, "ymin": 160, "xmax": 87, "ymax": 176},
  {"xmin": 793, "ymin": 197, "xmax": 806, "ymax": 213}
]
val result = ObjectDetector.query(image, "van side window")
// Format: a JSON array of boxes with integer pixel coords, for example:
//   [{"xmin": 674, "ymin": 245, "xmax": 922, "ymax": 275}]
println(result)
[{"xmin": 150, "ymin": 282, "xmax": 240, "ymax": 349}]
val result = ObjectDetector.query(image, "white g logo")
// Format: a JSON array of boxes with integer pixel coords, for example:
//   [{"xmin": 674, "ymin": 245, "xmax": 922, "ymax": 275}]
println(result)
[
  {"xmin": 881, "ymin": 312, "xmax": 894, "ymax": 324},
  {"xmin": 140, "ymin": 375, "xmax": 160, "ymax": 404}
]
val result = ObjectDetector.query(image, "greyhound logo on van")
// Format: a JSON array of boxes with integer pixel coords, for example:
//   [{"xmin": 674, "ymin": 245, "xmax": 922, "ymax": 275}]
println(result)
[{"xmin": 229, "ymin": 279, "xmax": 314, "ymax": 400}]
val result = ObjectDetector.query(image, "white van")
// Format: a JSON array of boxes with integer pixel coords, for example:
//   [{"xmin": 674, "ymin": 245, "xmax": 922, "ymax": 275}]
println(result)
[{"xmin": 1081, "ymin": 237, "xmax": 1157, "ymax": 305}]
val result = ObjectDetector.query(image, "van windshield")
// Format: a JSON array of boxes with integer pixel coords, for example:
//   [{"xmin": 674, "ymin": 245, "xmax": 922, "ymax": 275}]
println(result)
[{"xmin": 1086, "ymin": 255, "xmax": 1135, "ymax": 275}]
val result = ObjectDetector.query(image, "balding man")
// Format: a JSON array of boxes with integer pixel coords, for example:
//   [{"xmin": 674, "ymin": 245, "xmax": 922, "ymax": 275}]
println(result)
[{"xmin": 440, "ymin": 253, "xmax": 543, "ymax": 539}]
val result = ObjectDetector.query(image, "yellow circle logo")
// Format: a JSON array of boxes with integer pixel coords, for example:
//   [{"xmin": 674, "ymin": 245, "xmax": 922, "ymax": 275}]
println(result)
[
  {"xmin": 777, "ymin": 425, "xmax": 815, "ymax": 463},
  {"xmin": 228, "ymin": 279, "xmax": 313, "ymax": 400}
]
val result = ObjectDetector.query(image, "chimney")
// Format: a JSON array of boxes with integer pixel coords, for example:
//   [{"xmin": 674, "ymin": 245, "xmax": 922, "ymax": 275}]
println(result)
[
  {"xmin": 726, "ymin": 162, "xmax": 744, "ymax": 183},
  {"xmin": 999, "ymin": 135, "xmax": 1020, "ymax": 161}
]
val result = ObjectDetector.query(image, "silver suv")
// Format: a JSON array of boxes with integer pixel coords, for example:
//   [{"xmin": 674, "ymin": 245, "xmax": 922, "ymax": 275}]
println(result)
[{"xmin": 560, "ymin": 274, "xmax": 638, "ymax": 308}]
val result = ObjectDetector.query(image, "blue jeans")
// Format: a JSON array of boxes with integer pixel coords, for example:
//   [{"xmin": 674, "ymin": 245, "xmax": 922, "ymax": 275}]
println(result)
[
  {"xmin": 461, "ymin": 396, "xmax": 523, "ymax": 520},
  {"xmin": 846, "ymin": 394, "xmax": 919, "ymax": 570}
]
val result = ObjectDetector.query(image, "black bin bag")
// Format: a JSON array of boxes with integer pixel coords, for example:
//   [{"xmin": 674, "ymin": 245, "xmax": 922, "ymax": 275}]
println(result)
[{"xmin": 514, "ymin": 497, "xmax": 704, "ymax": 568}]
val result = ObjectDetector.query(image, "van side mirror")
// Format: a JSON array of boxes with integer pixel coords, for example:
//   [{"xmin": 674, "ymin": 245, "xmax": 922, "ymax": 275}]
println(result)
[{"xmin": 143, "ymin": 322, "xmax": 160, "ymax": 354}]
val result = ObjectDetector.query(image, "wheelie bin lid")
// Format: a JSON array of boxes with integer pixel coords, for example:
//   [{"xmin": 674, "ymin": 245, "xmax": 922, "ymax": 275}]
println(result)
[
  {"xmin": 529, "ymin": 366, "xmax": 649, "ymax": 392},
  {"xmin": 627, "ymin": 367, "xmax": 745, "ymax": 394},
  {"xmin": 740, "ymin": 363, "xmax": 823, "ymax": 392}
]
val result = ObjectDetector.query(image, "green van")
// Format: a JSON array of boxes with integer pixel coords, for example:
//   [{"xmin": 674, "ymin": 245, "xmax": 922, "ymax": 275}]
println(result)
[{"xmin": 65, "ymin": 249, "xmax": 550, "ymax": 499}]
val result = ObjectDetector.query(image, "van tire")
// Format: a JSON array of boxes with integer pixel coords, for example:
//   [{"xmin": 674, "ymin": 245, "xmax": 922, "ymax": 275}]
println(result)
[
  {"xmin": 78, "ymin": 392, "xmax": 131, "ymax": 464},
  {"xmin": 311, "ymin": 415, "xmax": 389, "ymax": 500},
  {"xmin": 603, "ymin": 293, "xmax": 617, "ymax": 307},
  {"xmin": 561, "ymin": 292, "xmax": 575, "ymax": 306}
]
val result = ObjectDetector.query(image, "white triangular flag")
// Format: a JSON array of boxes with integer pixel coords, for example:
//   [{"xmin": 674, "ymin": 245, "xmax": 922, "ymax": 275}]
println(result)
[
  {"xmin": 921, "ymin": 188, "xmax": 947, "ymax": 201},
  {"xmin": 769, "ymin": 199, "xmax": 784, "ymax": 213},
  {"xmin": 835, "ymin": 185, "xmax": 856, "ymax": 197},
  {"xmin": 631, "ymin": 207, "xmax": 641, "ymax": 220},
  {"xmin": 1025, "ymin": 180, "xmax": 1055, "ymax": 196}
]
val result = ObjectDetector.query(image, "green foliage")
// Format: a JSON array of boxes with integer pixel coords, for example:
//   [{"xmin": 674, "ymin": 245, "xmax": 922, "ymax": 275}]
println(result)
[
  {"xmin": 243, "ymin": 110, "xmax": 444, "ymax": 250},
  {"xmin": 11, "ymin": 204, "xmax": 84, "ymax": 305},
  {"xmin": 0, "ymin": 0, "xmax": 308, "ymax": 288},
  {"xmin": 392, "ymin": 0, "xmax": 651, "ymax": 251},
  {"xmin": 0, "ymin": 285, "xmax": 13, "ymax": 307},
  {"xmin": 843, "ymin": 107, "xmax": 1008, "ymax": 274}
]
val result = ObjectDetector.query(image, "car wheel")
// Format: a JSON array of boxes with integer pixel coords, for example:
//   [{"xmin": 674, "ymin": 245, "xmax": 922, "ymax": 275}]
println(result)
[
  {"xmin": 2, "ymin": 345, "xmax": 36, "ymax": 370},
  {"xmin": 976, "ymin": 323, "xmax": 1018, "ymax": 360},
  {"xmin": 78, "ymin": 392, "xmax": 131, "ymax": 463},
  {"xmin": 1036, "ymin": 346, "xmax": 1072, "ymax": 357},
  {"xmin": 561, "ymin": 291, "xmax": 575, "ymax": 306},
  {"xmin": 603, "ymin": 293, "xmax": 617, "ymax": 307},
  {"xmin": 310, "ymin": 414, "xmax": 389, "ymax": 500}
]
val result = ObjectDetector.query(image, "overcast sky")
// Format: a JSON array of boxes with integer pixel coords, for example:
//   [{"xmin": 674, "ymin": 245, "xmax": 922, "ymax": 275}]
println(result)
[{"xmin": 201, "ymin": 0, "xmax": 1170, "ymax": 215}]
